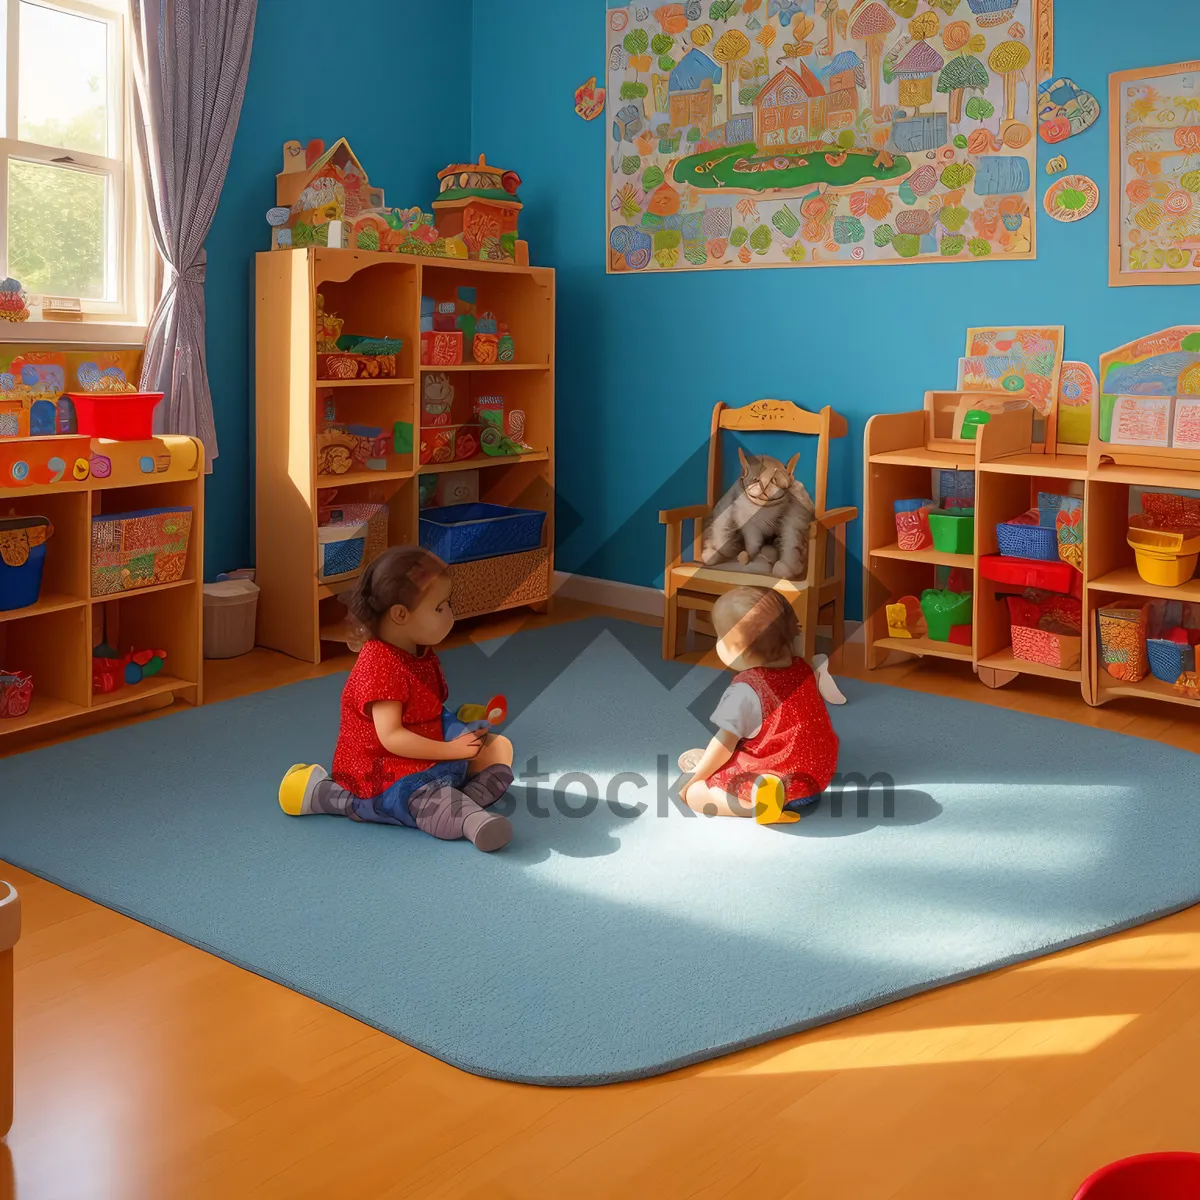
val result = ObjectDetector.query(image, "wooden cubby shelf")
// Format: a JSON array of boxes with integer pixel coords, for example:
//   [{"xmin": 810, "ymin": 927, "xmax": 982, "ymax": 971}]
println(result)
[
  {"xmin": 0, "ymin": 435, "xmax": 204, "ymax": 748},
  {"xmin": 255, "ymin": 247, "xmax": 555, "ymax": 663},
  {"xmin": 864, "ymin": 405, "xmax": 1200, "ymax": 709}
]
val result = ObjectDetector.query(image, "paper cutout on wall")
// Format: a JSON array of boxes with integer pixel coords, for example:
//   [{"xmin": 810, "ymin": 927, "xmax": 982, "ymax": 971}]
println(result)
[
  {"xmin": 960, "ymin": 326, "xmax": 1065, "ymax": 419},
  {"xmin": 576, "ymin": 77, "xmax": 607, "ymax": 120},
  {"xmin": 1056, "ymin": 360, "xmax": 1096, "ymax": 446},
  {"xmin": 1046, "ymin": 154, "xmax": 1067, "ymax": 175},
  {"xmin": 1036, "ymin": 76, "xmax": 1099, "ymax": 143},
  {"xmin": 1112, "ymin": 61, "xmax": 1200, "ymax": 285},
  {"xmin": 1044, "ymin": 174, "xmax": 1098, "ymax": 222},
  {"xmin": 605, "ymin": 0, "xmax": 1040, "ymax": 271}
]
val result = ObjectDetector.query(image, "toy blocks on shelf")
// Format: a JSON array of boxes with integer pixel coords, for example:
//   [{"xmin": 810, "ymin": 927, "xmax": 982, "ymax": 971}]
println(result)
[{"xmin": 421, "ymin": 331, "xmax": 463, "ymax": 367}]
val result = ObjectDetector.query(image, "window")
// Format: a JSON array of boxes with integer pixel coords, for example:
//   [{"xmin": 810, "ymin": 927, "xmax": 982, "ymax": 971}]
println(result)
[{"xmin": 0, "ymin": 0, "xmax": 146, "ymax": 326}]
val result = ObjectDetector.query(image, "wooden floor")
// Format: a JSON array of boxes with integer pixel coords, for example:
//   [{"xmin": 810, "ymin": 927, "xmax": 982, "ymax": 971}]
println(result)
[{"xmin": 3, "ymin": 600, "xmax": 1200, "ymax": 1200}]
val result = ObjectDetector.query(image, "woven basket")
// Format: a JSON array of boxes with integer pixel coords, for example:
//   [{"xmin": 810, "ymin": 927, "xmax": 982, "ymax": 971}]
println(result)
[
  {"xmin": 449, "ymin": 547, "xmax": 550, "ymax": 619},
  {"xmin": 997, "ymin": 511, "xmax": 1059, "ymax": 560},
  {"xmin": 90, "ymin": 507, "xmax": 192, "ymax": 597},
  {"xmin": 1011, "ymin": 625, "xmax": 1081, "ymax": 671},
  {"xmin": 317, "ymin": 502, "xmax": 388, "ymax": 584},
  {"xmin": 1098, "ymin": 600, "xmax": 1149, "ymax": 682}
]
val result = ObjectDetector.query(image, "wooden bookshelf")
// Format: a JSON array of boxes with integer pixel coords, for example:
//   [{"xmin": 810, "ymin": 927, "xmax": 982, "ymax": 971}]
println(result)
[
  {"xmin": 863, "ymin": 404, "xmax": 1200, "ymax": 710},
  {"xmin": 0, "ymin": 434, "xmax": 204, "ymax": 748},
  {"xmin": 254, "ymin": 247, "xmax": 556, "ymax": 663}
]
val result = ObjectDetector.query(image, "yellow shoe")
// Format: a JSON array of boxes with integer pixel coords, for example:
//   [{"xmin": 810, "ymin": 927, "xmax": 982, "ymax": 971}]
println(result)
[
  {"xmin": 279, "ymin": 764, "xmax": 328, "ymax": 816},
  {"xmin": 754, "ymin": 775, "xmax": 801, "ymax": 825}
]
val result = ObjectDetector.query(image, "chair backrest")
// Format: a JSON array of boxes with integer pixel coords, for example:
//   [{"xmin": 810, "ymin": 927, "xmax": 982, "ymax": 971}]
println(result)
[{"xmin": 706, "ymin": 399, "xmax": 848, "ymax": 515}]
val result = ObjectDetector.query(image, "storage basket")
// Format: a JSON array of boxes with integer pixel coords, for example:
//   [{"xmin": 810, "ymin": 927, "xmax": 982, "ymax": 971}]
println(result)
[
  {"xmin": 448, "ymin": 547, "xmax": 551, "ymax": 619},
  {"xmin": 996, "ymin": 510, "xmax": 1059, "ymax": 560},
  {"xmin": 1097, "ymin": 599, "xmax": 1149, "ymax": 682},
  {"xmin": 0, "ymin": 668, "xmax": 32, "ymax": 718},
  {"xmin": 979, "ymin": 554, "xmax": 1076, "ymax": 593},
  {"xmin": 1147, "ymin": 637, "xmax": 1194, "ymax": 684},
  {"xmin": 90, "ymin": 507, "xmax": 192, "ymax": 597},
  {"xmin": 927, "ymin": 509, "xmax": 974, "ymax": 554},
  {"xmin": 894, "ymin": 499, "xmax": 933, "ymax": 551},
  {"xmin": 1008, "ymin": 594, "xmax": 1082, "ymax": 671},
  {"xmin": 419, "ymin": 503, "xmax": 546, "ymax": 565},
  {"xmin": 1011, "ymin": 624, "xmax": 1081, "ymax": 670},
  {"xmin": 920, "ymin": 587, "xmax": 972, "ymax": 642},
  {"xmin": 68, "ymin": 391, "xmax": 162, "ymax": 440},
  {"xmin": 317, "ymin": 503, "xmax": 388, "ymax": 584},
  {"xmin": 0, "ymin": 515, "xmax": 52, "ymax": 612}
]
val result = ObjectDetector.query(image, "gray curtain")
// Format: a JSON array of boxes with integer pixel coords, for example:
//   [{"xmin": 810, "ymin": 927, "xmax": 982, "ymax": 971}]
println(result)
[{"xmin": 130, "ymin": 0, "xmax": 257, "ymax": 467}]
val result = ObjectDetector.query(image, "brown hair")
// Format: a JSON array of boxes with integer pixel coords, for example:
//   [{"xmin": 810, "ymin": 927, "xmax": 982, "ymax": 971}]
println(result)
[
  {"xmin": 711, "ymin": 586, "xmax": 797, "ymax": 665},
  {"xmin": 342, "ymin": 546, "xmax": 449, "ymax": 636}
]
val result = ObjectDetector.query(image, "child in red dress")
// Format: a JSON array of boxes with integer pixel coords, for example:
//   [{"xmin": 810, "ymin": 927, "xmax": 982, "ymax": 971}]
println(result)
[
  {"xmin": 679, "ymin": 586, "xmax": 842, "ymax": 823},
  {"xmin": 278, "ymin": 546, "xmax": 515, "ymax": 851}
]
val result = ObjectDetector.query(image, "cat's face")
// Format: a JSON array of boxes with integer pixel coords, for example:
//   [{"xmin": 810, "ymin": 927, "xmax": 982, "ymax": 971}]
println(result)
[{"xmin": 739, "ymin": 450, "xmax": 801, "ymax": 507}]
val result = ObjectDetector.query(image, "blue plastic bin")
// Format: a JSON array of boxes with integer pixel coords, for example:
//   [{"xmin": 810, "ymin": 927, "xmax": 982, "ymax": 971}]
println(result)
[
  {"xmin": 0, "ymin": 516, "xmax": 50, "ymax": 612},
  {"xmin": 419, "ymin": 503, "xmax": 547, "ymax": 565}
]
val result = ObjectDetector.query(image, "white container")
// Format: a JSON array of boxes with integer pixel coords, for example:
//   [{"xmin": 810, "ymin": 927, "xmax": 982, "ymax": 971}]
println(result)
[{"xmin": 203, "ymin": 580, "xmax": 259, "ymax": 659}]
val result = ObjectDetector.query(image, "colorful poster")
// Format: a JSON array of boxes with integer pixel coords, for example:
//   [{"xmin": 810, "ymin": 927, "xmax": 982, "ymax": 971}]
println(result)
[
  {"xmin": 605, "ymin": 0, "xmax": 1040, "ymax": 273},
  {"xmin": 960, "ymin": 326, "xmax": 1064, "ymax": 417},
  {"xmin": 1112, "ymin": 61, "xmax": 1200, "ymax": 286},
  {"xmin": 1098, "ymin": 326, "xmax": 1200, "ymax": 444}
]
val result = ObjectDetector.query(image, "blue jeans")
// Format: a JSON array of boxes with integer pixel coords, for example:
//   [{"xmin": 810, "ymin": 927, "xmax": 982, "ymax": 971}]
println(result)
[{"xmin": 346, "ymin": 710, "xmax": 485, "ymax": 827}]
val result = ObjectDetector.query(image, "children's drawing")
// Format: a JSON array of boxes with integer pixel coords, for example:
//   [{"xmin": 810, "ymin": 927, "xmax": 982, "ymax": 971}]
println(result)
[
  {"xmin": 1044, "ymin": 173, "xmax": 1098, "ymax": 222},
  {"xmin": 1036, "ymin": 77, "xmax": 1099, "ymax": 144},
  {"xmin": 605, "ymin": 0, "xmax": 1041, "ymax": 271},
  {"xmin": 960, "ymin": 326, "xmax": 1064, "ymax": 418},
  {"xmin": 576, "ymin": 77, "xmax": 607, "ymax": 120},
  {"xmin": 1111, "ymin": 61, "xmax": 1200, "ymax": 286},
  {"xmin": 1098, "ymin": 326, "xmax": 1200, "ymax": 446},
  {"xmin": 1056, "ymin": 360, "xmax": 1096, "ymax": 446}
]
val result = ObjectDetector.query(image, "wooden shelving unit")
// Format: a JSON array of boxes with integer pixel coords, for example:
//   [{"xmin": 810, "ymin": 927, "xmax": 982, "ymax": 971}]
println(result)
[
  {"xmin": 864, "ymin": 403, "xmax": 1200, "ymax": 711},
  {"xmin": 255, "ymin": 247, "xmax": 556, "ymax": 663},
  {"xmin": 0, "ymin": 435, "xmax": 204, "ymax": 748}
]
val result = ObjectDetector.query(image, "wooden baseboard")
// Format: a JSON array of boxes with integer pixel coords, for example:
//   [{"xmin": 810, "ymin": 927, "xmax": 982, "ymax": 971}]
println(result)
[{"xmin": 552, "ymin": 571, "xmax": 663, "ymax": 617}]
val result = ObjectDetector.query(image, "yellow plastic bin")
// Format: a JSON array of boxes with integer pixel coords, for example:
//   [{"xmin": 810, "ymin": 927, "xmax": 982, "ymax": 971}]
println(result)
[
  {"xmin": 0, "ymin": 880, "xmax": 18, "ymax": 1138},
  {"xmin": 1127, "ymin": 517, "xmax": 1200, "ymax": 587}
]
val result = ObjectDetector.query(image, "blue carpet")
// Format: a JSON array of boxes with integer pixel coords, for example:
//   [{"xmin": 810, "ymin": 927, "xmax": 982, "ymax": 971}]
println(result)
[{"xmin": 1, "ymin": 617, "xmax": 1198, "ymax": 1085}]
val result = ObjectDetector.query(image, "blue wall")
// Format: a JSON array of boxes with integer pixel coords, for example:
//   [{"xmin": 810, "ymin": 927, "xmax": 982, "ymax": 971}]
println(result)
[
  {"xmin": 202, "ymin": 0, "xmax": 474, "ymax": 578},
  {"xmin": 470, "ymin": 0, "xmax": 1196, "ymax": 617}
]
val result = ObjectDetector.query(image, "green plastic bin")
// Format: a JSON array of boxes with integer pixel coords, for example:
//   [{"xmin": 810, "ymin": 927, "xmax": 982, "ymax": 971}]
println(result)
[
  {"xmin": 927, "ymin": 509, "xmax": 975, "ymax": 554},
  {"xmin": 920, "ymin": 588, "xmax": 973, "ymax": 642}
]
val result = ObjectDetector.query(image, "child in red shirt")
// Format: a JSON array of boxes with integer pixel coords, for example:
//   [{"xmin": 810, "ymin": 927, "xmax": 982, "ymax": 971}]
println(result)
[
  {"xmin": 679, "ymin": 586, "xmax": 841, "ymax": 824},
  {"xmin": 278, "ymin": 546, "xmax": 515, "ymax": 851}
]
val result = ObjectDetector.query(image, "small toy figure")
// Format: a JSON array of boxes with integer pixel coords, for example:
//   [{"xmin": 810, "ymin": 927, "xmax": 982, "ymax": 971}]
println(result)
[
  {"xmin": 676, "ymin": 586, "xmax": 844, "ymax": 826},
  {"xmin": 279, "ymin": 546, "xmax": 516, "ymax": 852}
]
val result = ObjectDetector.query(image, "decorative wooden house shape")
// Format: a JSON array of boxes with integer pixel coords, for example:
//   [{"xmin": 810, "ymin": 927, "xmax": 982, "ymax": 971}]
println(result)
[
  {"xmin": 271, "ymin": 138, "xmax": 385, "ymax": 250},
  {"xmin": 432, "ymin": 155, "xmax": 523, "ymax": 262}
]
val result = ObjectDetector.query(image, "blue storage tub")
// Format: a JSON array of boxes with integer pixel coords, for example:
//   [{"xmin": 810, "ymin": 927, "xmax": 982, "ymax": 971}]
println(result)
[
  {"xmin": 0, "ymin": 515, "xmax": 50, "ymax": 612},
  {"xmin": 419, "ymin": 503, "xmax": 547, "ymax": 565}
]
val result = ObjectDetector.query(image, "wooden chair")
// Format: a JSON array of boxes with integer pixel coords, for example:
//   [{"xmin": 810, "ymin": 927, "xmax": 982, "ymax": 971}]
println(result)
[{"xmin": 659, "ymin": 399, "xmax": 857, "ymax": 663}]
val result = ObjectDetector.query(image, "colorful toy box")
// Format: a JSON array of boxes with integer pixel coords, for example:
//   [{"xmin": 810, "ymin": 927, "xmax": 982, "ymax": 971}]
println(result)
[
  {"xmin": 90, "ymin": 507, "xmax": 193, "ymax": 597},
  {"xmin": 1097, "ymin": 598, "xmax": 1150, "ymax": 682}
]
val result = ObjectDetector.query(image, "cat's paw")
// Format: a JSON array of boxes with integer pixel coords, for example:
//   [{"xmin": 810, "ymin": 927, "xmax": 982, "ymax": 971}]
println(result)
[
  {"xmin": 737, "ymin": 550, "xmax": 750, "ymax": 564},
  {"xmin": 774, "ymin": 559, "xmax": 802, "ymax": 579},
  {"xmin": 759, "ymin": 545, "xmax": 779, "ymax": 565}
]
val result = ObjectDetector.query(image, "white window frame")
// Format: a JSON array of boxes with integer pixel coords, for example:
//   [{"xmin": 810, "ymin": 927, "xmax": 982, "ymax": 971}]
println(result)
[{"xmin": 0, "ymin": 0, "xmax": 150, "ymax": 339}]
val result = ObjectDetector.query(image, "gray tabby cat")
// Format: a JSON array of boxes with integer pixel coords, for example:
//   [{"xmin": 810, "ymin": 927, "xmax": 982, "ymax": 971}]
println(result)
[{"xmin": 702, "ymin": 450, "xmax": 815, "ymax": 580}]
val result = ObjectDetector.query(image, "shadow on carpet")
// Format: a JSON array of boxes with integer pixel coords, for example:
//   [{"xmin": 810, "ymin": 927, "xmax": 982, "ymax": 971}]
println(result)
[{"xmin": 1, "ymin": 617, "xmax": 1198, "ymax": 1085}]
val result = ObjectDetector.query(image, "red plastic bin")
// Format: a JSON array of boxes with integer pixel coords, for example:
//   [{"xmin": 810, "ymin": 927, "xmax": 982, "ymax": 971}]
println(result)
[
  {"xmin": 68, "ymin": 392, "xmax": 163, "ymax": 440},
  {"xmin": 979, "ymin": 553, "xmax": 1075, "ymax": 593},
  {"xmin": 1074, "ymin": 1152, "xmax": 1200, "ymax": 1199}
]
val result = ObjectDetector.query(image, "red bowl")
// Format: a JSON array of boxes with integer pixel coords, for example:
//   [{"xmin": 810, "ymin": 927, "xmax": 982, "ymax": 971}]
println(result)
[
  {"xmin": 1074, "ymin": 1153, "xmax": 1200, "ymax": 1200},
  {"xmin": 69, "ymin": 392, "xmax": 163, "ymax": 440}
]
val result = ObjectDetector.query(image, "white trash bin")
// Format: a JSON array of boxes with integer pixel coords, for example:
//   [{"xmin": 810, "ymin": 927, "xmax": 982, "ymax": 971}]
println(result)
[{"xmin": 203, "ymin": 580, "xmax": 260, "ymax": 659}]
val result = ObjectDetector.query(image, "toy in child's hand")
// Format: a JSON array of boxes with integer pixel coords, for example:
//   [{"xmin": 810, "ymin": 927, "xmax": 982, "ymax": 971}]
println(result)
[{"xmin": 456, "ymin": 694, "xmax": 507, "ymax": 727}]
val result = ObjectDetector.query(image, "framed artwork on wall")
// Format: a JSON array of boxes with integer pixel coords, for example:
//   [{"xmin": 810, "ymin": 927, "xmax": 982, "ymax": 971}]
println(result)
[
  {"xmin": 1110, "ymin": 60, "xmax": 1200, "ymax": 287},
  {"xmin": 605, "ymin": 0, "xmax": 1042, "ymax": 274}
]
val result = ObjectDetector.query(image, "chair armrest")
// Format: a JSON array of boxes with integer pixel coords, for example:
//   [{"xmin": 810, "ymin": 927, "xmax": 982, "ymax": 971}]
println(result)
[
  {"xmin": 817, "ymin": 506, "xmax": 858, "ymax": 529},
  {"xmin": 659, "ymin": 504, "xmax": 710, "ymax": 525}
]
